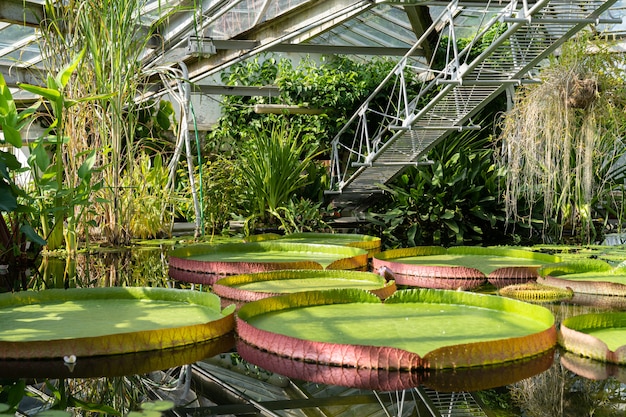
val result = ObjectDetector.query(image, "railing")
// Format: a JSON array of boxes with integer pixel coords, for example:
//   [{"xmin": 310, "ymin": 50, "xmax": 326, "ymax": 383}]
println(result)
[{"xmin": 326, "ymin": 0, "xmax": 620, "ymax": 208}]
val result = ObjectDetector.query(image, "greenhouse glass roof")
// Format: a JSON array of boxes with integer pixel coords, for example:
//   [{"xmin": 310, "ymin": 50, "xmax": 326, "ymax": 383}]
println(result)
[{"xmin": 1, "ymin": 0, "xmax": 625, "ymax": 94}]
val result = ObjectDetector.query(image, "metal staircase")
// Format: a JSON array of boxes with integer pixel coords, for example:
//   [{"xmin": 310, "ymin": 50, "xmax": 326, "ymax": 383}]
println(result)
[{"xmin": 326, "ymin": 0, "xmax": 620, "ymax": 211}]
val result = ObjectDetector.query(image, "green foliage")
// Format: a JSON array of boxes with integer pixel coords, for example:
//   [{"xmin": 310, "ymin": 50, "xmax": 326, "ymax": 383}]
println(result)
[
  {"xmin": 203, "ymin": 54, "xmax": 396, "ymax": 235},
  {"xmin": 0, "ymin": 74, "xmax": 47, "ymax": 263},
  {"xmin": 19, "ymin": 48, "xmax": 106, "ymax": 252},
  {"xmin": 208, "ymin": 54, "xmax": 397, "ymax": 153},
  {"xmin": 122, "ymin": 153, "xmax": 176, "ymax": 239},
  {"xmin": 364, "ymin": 127, "xmax": 512, "ymax": 248},
  {"xmin": 236, "ymin": 119, "xmax": 323, "ymax": 230},
  {"xmin": 273, "ymin": 197, "xmax": 332, "ymax": 234}
]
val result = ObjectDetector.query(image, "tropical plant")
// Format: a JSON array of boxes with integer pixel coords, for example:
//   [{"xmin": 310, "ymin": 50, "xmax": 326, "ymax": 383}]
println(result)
[
  {"xmin": 274, "ymin": 197, "xmax": 332, "ymax": 234},
  {"xmin": 18, "ymin": 48, "xmax": 109, "ymax": 252},
  {"xmin": 34, "ymin": 0, "xmax": 184, "ymax": 247},
  {"xmin": 122, "ymin": 153, "xmax": 175, "ymax": 239},
  {"xmin": 236, "ymin": 119, "xmax": 323, "ymax": 232},
  {"xmin": 0, "ymin": 74, "xmax": 44, "ymax": 264},
  {"xmin": 496, "ymin": 34, "xmax": 626, "ymax": 244},
  {"xmin": 364, "ymin": 124, "xmax": 513, "ymax": 249}
]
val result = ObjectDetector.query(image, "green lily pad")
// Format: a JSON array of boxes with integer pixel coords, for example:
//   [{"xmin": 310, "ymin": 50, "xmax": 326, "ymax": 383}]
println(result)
[
  {"xmin": 277, "ymin": 232, "xmax": 381, "ymax": 256},
  {"xmin": 213, "ymin": 270, "xmax": 396, "ymax": 308},
  {"xmin": 169, "ymin": 241, "xmax": 368, "ymax": 285},
  {"xmin": 538, "ymin": 259, "xmax": 626, "ymax": 296},
  {"xmin": 372, "ymin": 246, "xmax": 560, "ymax": 290},
  {"xmin": 560, "ymin": 312, "xmax": 626, "ymax": 364},
  {"xmin": 236, "ymin": 288, "xmax": 556, "ymax": 370},
  {"xmin": 0, "ymin": 287, "xmax": 235, "ymax": 359}
]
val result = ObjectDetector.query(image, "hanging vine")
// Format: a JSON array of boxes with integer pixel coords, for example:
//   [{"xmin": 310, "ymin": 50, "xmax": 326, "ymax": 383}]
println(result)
[{"xmin": 497, "ymin": 34, "xmax": 626, "ymax": 244}]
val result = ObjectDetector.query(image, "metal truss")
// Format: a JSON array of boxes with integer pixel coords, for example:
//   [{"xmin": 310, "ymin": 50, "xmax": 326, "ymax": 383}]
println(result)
[{"xmin": 327, "ymin": 0, "xmax": 620, "ymax": 208}]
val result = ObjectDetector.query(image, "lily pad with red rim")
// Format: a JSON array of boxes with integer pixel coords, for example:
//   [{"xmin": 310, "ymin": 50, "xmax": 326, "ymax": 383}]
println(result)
[
  {"xmin": 168, "ymin": 241, "xmax": 369, "ymax": 285},
  {"xmin": 372, "ymin": 246, "xmax": 560, "ymax": 290},
  {"xmin": 0, "ymin": 287, "xmax": 235, "ymax": 359},
  {"xmin": 213, "ymin": 269, "xmax": 396, "ymax": 308},
  {"xmin": 277, "ymin": 232, "xmax": 381, "ymax": 256},
  {"xmin": 559, "ymin": 312, "xmax": 626, "ymax": 365},
  {"xmin": 235, "ymin": 288, "xmax": 557, "ymax": 370},
  {"xmin": 237, "ymin": 339, "xmax": 554, "ymax": 392}
]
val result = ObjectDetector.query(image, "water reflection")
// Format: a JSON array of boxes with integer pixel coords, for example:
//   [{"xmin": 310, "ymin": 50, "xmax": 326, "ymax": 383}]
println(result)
[
  {"xmin": 237, "ymin": 339, "xmax": 555, "ymax": 392},
  {"xmin": 2, "ymin": 248, "xmax": 626, "ymax": 416},
  {"xmin": 0, "ymin": 334, "xmax": 235, "ymax": 379}
]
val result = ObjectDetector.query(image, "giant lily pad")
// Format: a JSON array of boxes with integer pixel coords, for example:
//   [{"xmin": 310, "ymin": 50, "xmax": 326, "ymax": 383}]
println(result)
[
  {"xmin": 213, "ymin": 270, "xmax": 396, "ymax": 308},
  {"xmin": 168, "ymin": 241, "xmax": 368, "ymax": 285},
  {"xmin": 0, "ymin": 287, "xmax": 235, "ymax": 359},
  {"xmin": 559, "ymin": 312, "xmax": 626, "ymax": 365},
  {"xmin": 372, "ymin": 246, "xmax": 560, "ymax": 290},
  {"xmin": 235, "ymin": 288, "xmax": 556, "ymax": 370},
  {"xmin": 538, "ymin": 259, "xmax": 626, "ymax": 296},
  {"xmin": 278, "ymin": 232, "xmax": 381, "ymax": 256}
]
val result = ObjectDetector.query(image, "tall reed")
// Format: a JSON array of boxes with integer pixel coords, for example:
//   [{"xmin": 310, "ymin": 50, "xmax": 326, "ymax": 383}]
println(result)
[{"xmin": 36, "ymin": 0, "xmax": 187, "ymax": 246}]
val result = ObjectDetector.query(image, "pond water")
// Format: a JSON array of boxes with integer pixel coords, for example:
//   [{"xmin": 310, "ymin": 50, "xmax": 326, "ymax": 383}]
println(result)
[{"xmin": 2, "ymin": 241, "xmax": 626, "ymax": 417}]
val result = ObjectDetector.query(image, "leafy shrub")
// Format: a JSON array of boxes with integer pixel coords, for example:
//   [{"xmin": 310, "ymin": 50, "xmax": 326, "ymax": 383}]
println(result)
[{"xmin": 364, "ymin": 128, "xmax": 517, "ymax": 249}]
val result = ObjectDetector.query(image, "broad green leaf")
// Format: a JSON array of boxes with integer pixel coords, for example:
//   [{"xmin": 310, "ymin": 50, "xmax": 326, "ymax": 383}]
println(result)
[
  {"xmin": 1, "ymin": 123, "xmax": 22, "ymax": 147},
  {"xmin": 56, "ymin": 47, "xmax": 86, "ymax": 88},
  {"xmin": 538, "ymin": 259, "xmax": 613, "ymax": 277},
  {"xmin": 18, "ymin": 82, "xmax": 61, "ymax": 102},
  {"xmin": 0, "ymin": 183, "xmax": 18, "ymax": 212},
  {"xmin": 31, "ymin": 142, "xmax": 50, "ymax": 171},
  {"xmin": 20, "ymin": 223, "xmax": 47, "ymax": 246},
  {"xmin": 77, "ymin": 150, "xmax": 96, "ymax": 180},
  {"xmin": 237, "ymin": 288, "xmax": 556, "ymax": 369},
  {"xmin": 0, "ymin": 287, "xmax": 233, "ymax": 359}
]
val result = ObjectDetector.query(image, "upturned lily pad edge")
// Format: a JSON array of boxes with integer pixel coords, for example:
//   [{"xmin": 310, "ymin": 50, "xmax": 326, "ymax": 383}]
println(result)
[
  {"xmin": 236, "ymin": 288, "xmax": 557, "ymax": 370},
  {"xmin": 0, "ymin": 287, "xmax": 236, "ymax": 359}
]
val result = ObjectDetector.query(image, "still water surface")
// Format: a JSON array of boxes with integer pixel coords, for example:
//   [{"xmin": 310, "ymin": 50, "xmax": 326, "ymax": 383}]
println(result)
[{"xmin": 1, "ymin": 242, "xmax": 625, "ymax": 417}]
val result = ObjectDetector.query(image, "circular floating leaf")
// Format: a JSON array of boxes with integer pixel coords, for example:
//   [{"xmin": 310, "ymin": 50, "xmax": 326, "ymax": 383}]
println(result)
[
  {"xmin": 213, "ymin": 270, "xmax": 396, "ymax": 308},
  {"xmin": 373, "ymin": 246, "xmax": 559, "ymax": 290},
  {"xmin": 236, "ymin": 288, "xmax": 556, "ymax": 370},
  {"xmin": 169, "ymin": 241, "xmax": 368, "ymax": 285},
  {"xmin": 0, "ymin": 287, "xmax": 235, "ymax": 359},
  {"xmin": 277, "ymin": 232, "xmax": 381, "ymax": 256},
  {"xmin": 560, "ymin": 312, "xmax": 626, "ymax": 365}
]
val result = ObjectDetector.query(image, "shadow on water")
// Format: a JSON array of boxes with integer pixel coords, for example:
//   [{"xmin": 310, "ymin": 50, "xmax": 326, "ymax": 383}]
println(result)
[{"xmin": 1, "ymin": 246, "xmax": 626, "ymax": 416}]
